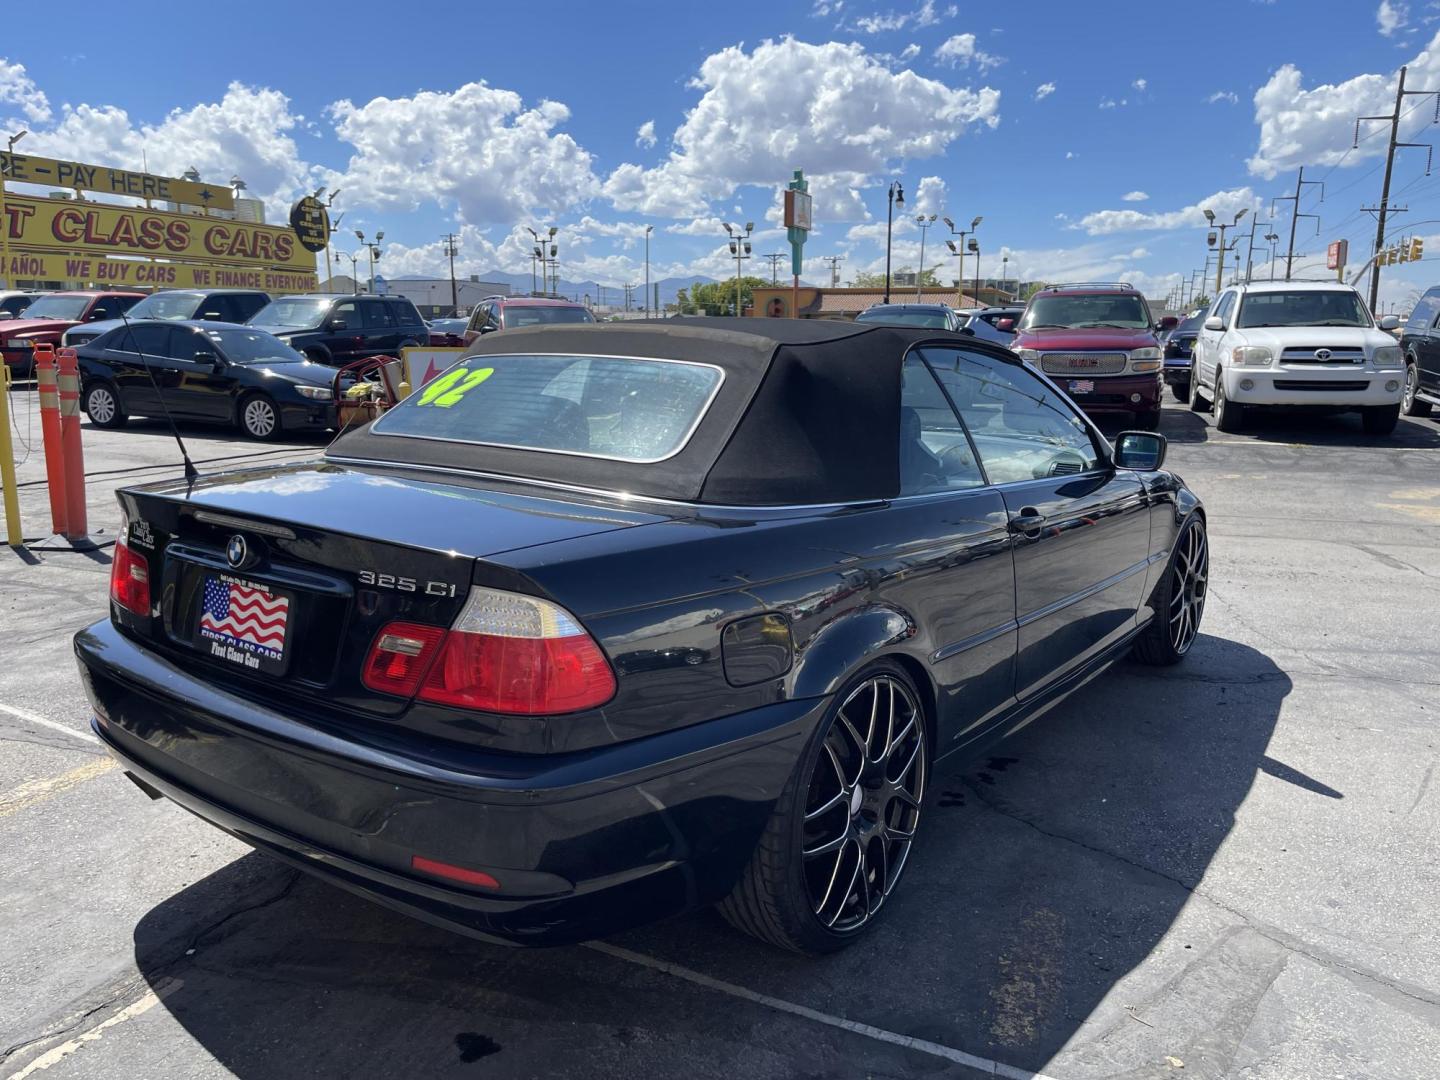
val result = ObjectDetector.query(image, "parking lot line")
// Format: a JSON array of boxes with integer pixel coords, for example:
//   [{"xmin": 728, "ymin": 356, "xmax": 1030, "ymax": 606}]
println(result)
[
  {"xmin": 0, "ymin": 703, "xmax": 98, "ymax": 745},
  {"xmin": 0, "ymin": 758, "xmax": 118, "ymax": 819},
  {"xmin": 4, "ymin": 979, "xmax": 182, "ymax": 1080},
  {"xmin": 585, "ymin": 942, "xmax": 1061, "ymax": 1079}
]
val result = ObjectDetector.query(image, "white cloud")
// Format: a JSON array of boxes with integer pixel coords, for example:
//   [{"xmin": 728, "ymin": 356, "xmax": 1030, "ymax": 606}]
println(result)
[
  {"xmin": 933, "ymin": 33, "xmax": 1003, "ymax": 71},
  {"xmin": 665, "ymin": 215, "xmax": 728, "ymax": 236},
  {"xmin": 1122, "ymin": 191, "xmax": 1149, "ymax": 202},
  {"xmin": 1099, "ymin": 98, "xmax": 1128, "ymax": 109},
  {"xmin": 811, "ymin": 0, "xmax": 844, "ymax": 14},
  {"xmin": 1077, "ymin": 186, "xmax": 1259, "ymax": 236},
  {"xmin": 635, "ymin": 119, "xmax": 657, "ymax": 149},
  {"xmin": 603, "ymin": 38, "xmax": 999, "ymax": 218},
  {"xmin": 1207, "ymin": 90, "xmax": 1239, "ymax": 105},
  {"xmin": 1064, "ymin": 151, "xmax": 1077, "ymax": 159},
  {"xmin": 0, "ymin": 58, "xmax": 50, "ymax": 123},
  {"xmin": 899, "ymin": 43, "xmax": 921, "ymax": 60},
  {"xmin": 1133, "ymin": 77, "xmax": 1147, "ymax": 91},
  {"xmin": 912, "ymin": 175, "xmax": 947, "ymax": 216},
  {"xmin": 328, "ymin": 83, "xmax": 600, "ymax": 226},
  {"xmin": 1247, "ymin": 31, "xmax": 1440, "ymax": 178},
  {"xmin": 1034, "ymin": 82, "xmax": 1056, "ymax": 101},
  {"xmin": 851, "ymin": 0, "xmax": 946, "ymax": 33},
  {"xmin": 1378, "ymin": 0, "xmax": 1410, "ymax": 35}
]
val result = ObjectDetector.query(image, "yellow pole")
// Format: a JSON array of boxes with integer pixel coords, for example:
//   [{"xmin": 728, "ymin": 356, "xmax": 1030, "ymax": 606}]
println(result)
[{"xmin": 0, "ymin": 363, "xmax": 23, "ymax": 547}]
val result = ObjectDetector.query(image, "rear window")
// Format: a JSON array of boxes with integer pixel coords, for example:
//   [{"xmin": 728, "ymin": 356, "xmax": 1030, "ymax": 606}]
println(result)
[
  {"xmin": 856, "ymin": 309, "xmax": 951, "ymax": 328},
  {"xmin": 373, "ymin": 353, "xmax": 724, "ymax": 462},
  {"xmin": 1021, "ymin": 293, "xmax": 1151, "ymax": 330},
  {"xmin": 503, "ymin": 305, "xmax": 595, "ymax": 327}
]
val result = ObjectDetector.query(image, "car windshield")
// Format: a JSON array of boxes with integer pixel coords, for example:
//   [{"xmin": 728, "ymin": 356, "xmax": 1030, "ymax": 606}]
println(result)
[
  {"xmin": 1020, "ymin": 294, "xmax": 1151, "ymax": 330},
  {"xmin": 204, "ymin": 328, "xmax": 306, "ymax": 365},
  {"xmin": 1235, "ymin": 290, "xmax": 1370, "ymax": 328},
  {"xmin": 126, "ymin": 293, "xmax": 203, "ymax": 321},
  {"xmin": 856, "ymin": 310, "xmax": 951, "ymax": 328},
  {"xmin": 250, "ymin": 298, "xmax": 332, "ymax": 328},
  {"xmin": 1176, "ymin": 312, "xmax": 1208, "ymax": 334},
  {"xmin": 22, "ymin": 295, "xmax": 91, "ymax": 321},
  {"xmin": 374, "ymin": 353, "xmax": 723, "ymax": 462},
  {"xmin": 504, "ymin": 306, "xmax": 595, "ymax": 327}
]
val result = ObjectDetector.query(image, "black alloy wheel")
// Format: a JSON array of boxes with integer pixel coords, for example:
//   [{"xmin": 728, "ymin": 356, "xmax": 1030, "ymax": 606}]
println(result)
[
  {"xmin": 718, "ymin": 662, "xmax": 928, "ymax": 952},
  {"xmin": 1134, "ymin": 515, "xmax": 1208, "ymax": 665},
  {"xmin": 1403, "ymin": 361, "xmax": 1432, "ymax": 417}
]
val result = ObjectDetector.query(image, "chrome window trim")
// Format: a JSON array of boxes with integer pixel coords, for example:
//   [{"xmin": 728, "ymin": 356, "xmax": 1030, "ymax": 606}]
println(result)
[{"xmin": 369, "ymin": 351, "xmax": 727, "ymax": 465}]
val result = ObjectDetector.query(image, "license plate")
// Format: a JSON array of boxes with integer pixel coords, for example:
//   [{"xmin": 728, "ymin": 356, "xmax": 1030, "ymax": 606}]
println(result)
[
  {"xmin": 197, "ymin": 573, "xmax": 292, "ymax": 675},
  {"xmin": 1068, "ymin": 379, "xmax": 1095, "ymax": 394}
]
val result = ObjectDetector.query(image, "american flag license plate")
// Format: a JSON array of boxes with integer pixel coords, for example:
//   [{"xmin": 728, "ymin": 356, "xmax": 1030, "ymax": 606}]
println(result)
[
  {"xmin": 198, "ymin": 574, "xmax": 292, "ymax": 674},
  {"xmin": 1068, "ymin": 379, "xmax": 1095, "ymax": 394}
]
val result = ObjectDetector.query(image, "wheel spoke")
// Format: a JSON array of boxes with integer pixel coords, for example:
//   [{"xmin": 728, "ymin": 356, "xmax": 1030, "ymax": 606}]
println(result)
[
  {"xmin": 893, "ymin": 735, "xmax": 922, "ymax": 785},
  {"xmin": 805, "ymin": 788, "xmax": 848, "ymax": 822},
  {"xmin": 814, "ymin": 840, "xmax": 848, "ymax": 917},
  {"xmin": 804, "ymin": 829, "xmax": 849, "ymax": 859},
  {"xmin": 883, "ymin": 717, "xmax": 916, "ymax": 765},
  {"xmin": 892, "ymin": 788, "xmax": 921, "ymax": 812},
  {"xmin": 823, "ymin": 742, "xmax": 845, "ymax": 790},
  {"xmin": 825, "ymin": 841, "xmax": 863, "ymax": 927}
]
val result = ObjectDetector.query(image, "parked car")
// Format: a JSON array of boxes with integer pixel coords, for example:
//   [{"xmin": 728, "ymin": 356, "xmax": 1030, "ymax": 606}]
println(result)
[
  {"xmin": 1399, "ymin": 285, "xmax": 1440, "ymax": 419},
  {"xmin": 249, "ymin": 294, "xmax": 428, "ymax": 366},
  {"xmin": 1162, "ymin": 308, "xmax": 1208, "ymax": 402},
  {"xmin": 855, "ymin": 303, "xmax": 965, "ymax": 331},
  {"xmin": 1, "ymin": 291, "xmax": 144, "ymax": 376},
  {"xmin": 1190, "ymin": 281, "xmax": 1405, "ymax": 434},
  {"xmin": 0, "ymin": 291, "xmax": 36, "ymax": 320},
  {"xmin": 961, "ymin": 306, "xmax": 1024, "ymax": 344},
  {"xmin": 76, "ymin": 321, "xmax": 337, "ymax": 439},
  {"xmin": 427, "ymin": 317, "xmax": 469, "ymax": 347},
  {"xmin": 462, "ymin": 297, "xmax": 595, "ymax": 344},
  {"xmin": 76, "ymin": 318, "xmax": 1207, "ymax": 953},
  {"xmin": 1010, "ymin": 282, "xmax": 1175, "ymax": 430},
  {"xmin": 64, "ymin": 289, "xmax": 271, "ymax": 349}
]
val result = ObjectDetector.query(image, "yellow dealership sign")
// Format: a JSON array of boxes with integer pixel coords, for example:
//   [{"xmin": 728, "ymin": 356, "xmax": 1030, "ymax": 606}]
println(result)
[
  {"xmin": 0, "ymin": 152, "xmax": 235, "ymax": 210},
  {"xmin": 0, "ymin": 250, "xmax": 317, "ymax": 292},
  {"xmin": 1, "ymin": 194, "xmax": 315, "ymax": 272}
]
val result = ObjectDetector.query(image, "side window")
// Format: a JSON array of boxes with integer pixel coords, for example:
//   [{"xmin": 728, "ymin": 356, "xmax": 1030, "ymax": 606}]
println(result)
[
  {"xmin": 361, "ymin": 301, "xmax": 395, "ymax": 329},
  {"xmin": 169, "ymin": 328, "xmax": 207, "ymax": 361},
  {"xmin": 389, "ymin": 299, "xmax": 421, "ymax": 327},
  {"xmin": 87, "ymin": 297, "xmax": 120, "ymax": 321},
  {"xmin": 235, "ymin": 294, "xmax": 266, "ymax": 322},
  {"xmin": 330, "ymin": 301, "xmax": 358, "ymax": 329},
  {"xmin": 119, "ymin": 325, "xmax": 175, "ymax": 358},
  {"xmin": 925, "ymin": 348, "xmax": 1101, "ymax": 485},
  {"xmin": 1212, "ymin": 292, "xmax": 1236, "ymax": 327},
  {"xmin": 898, "ymin": 354, "xmax": 986, "ymax": 496},
  {"xmin": 197, "ymin": 295, "xmax": 232, "ymax": 322}
]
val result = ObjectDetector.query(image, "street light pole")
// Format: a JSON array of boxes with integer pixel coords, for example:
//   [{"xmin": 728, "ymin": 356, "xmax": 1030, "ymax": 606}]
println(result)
[
  {"xmin": 644, "ymin": 225, "xmax": 653, "ymax": 317},
  {"xmin": 914, "ymin": 213, "xmax": 936, "ymax": 300},
  {"xmin": 1264, "ymin": 232, "xmax": 1280, "ymax": 281},
  {"xmin": 354, "ymin": 230, "xmax": 384, "ymax": 294},
  {"xmin": 338, "ymin": 251, "xmax": 361, "ymax": 294},
  {"xmin": 0, "ymin": 129, "xmax": 26, "ymax": 288},
  {"xmin": 883, "ymin": 181, "xmax": 904, "ymax": 303},
  {"xmin": 442, "ymin": 232, "xmax": 459, "ymax": 314},
  {"xmin": 723, "ymin": 222, "xmax": 754, "ymax": 316},
  {"xmin": 1203, "ymin": 208, "xmax": 1247, "ymax": 294},
  {"xmin": 972, "ymin": 241, "xmax": 982, "ymax": 307},
  {"xmin": 942, "ymin": 215, "xmax": 982, "ymax": 304}
]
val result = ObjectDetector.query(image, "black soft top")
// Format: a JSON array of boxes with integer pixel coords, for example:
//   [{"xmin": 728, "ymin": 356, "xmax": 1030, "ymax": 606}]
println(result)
[{"xmin": 327, "ymin": 317, "xmax": 994, "ymax": 505}]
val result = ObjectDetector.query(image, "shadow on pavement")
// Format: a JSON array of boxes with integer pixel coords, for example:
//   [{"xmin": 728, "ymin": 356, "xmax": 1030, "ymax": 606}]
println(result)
[
  {"xmin": 1213, "ymin": 409, "xmax": 1440, "ymax": 449},
  {"xmin": 82, "ymin": 416, "xmax": 332, "ymax": 448},
  {"xmin": 130, "ymin": 634, "xmax": 1291, "ymax": 1078}
]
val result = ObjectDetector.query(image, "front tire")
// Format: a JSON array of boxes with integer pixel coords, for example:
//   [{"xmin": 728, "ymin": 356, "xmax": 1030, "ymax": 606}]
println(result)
[
  {"xmin": 1188, "ymin": 364, "xmax": 1209, "ymax": 412},
  {"xmin": 238, "ymin": 393, "xmax": 282, "ymax": 440},
  {"xmin": 83, "ymin": 381, "xmax": 128, "ymax": 428},
  {"xmin": 1402, "ymin": 360, "xmax": 1432, "ymax": 417},
  {"xmin": 717, "ymin": 661, "xmax": 928, "ymax": 953},
  {"xmin": 1362, "ymin": 403, "xmax": 1401, "ymax": 436},
  {"xmin": 1133, "ymin": 514, "xmax": 1208, "ymax": 665},
  {"xmin": 1213, "ymin": 372, "xmax": 1245, "ymax": 432},
  {"xmin": 1172, "ymin": 379, "xmax": 1191, "ymax": 404}
]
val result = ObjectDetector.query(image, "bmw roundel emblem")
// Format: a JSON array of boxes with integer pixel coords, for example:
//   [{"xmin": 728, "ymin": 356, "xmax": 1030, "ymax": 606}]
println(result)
[{"xmin": 226, "ymin": 535, "xmax": 249, "ymax": 569}]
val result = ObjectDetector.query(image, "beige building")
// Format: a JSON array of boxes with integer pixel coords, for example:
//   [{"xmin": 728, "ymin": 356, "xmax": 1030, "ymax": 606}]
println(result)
[{"xmin": 749, "ymin": 285, "xmax": 987, "ymax": 319}]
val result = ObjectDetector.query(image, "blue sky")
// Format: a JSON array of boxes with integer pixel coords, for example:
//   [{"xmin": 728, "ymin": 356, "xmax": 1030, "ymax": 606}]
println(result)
[{"xmin": 4, "ymin": 0, "xmax": 1440, "ymax": 305}]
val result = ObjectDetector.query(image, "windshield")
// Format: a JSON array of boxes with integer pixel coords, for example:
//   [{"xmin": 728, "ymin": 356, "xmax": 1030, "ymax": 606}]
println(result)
[
  {"xmin": 856, "ymin": 310, "xmax": 951, "ymax": 328},
  {"xmin": 504, "ymin": 306, "xmax": 595, "ymax": 327},
  {"xmin": 1235, "ymin": 290, "xmax": 1370, "ymax": 328},
  {"xmin": 126, "ymin": 293, "xmax": 203, "ymax": 321},
  {"xmin": 205, "ymin": 328, "xmax": 306, "ymax": 365},
  {"xmin": 374, "ymin": 353, "xmax": 723, "ymax": 462},
  {"xmin": 430, "ymin": 319, "xmax": 467, "ymax": 333},
  {"xmin": 22, "ymin": 295, "xmax": 91, "ymax": 321},
  {"xmin": 1175, "ymin": 312, "xmax": 1208, "ymax": 334},
  {"xmin": 1020, "ymin": 293, "xmax": 1151, "ymax": 330},
  {"xmin": 250, "ymin": 298, "xmax": 332, "ymax": 329}
]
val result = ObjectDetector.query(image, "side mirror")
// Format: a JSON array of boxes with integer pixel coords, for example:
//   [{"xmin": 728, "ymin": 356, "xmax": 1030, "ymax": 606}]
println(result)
[
  {"xmin": 996, "ymin": 318, "xmax": 1015, "ymax": 332},
  {"xmin": 329, "ymin": 319, "xmax": 348, "ymax": 331},
  {"xmin": 87, "ymin": 312, "xmax": 107, "ymax": 321},
  {"xmin": 1113, "ymin": 430, "xmax": 1167, "ymax": 471},
  {"xmin": 193, "ymin": 350, "xmax": 222, "ymax": 371},
  {"xmin": 1204, "ymin": 316, "xmax": 1225, "ymax": 332},
  {"xmin": 1158, "ymin": 315, "xmax": 1179, "ymax": 332},
  {"xmin": 478, "ymin": 323, "xmax": 497, "ymax": 334},
  {"xmin": 1379, "ymin": 315, "xmax": 1400, "ymax": 330}
]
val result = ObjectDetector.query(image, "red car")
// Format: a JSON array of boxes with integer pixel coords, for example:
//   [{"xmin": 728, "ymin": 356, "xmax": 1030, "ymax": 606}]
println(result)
[
  {"xmin": 1, "ymin": 291, "xmax": 144, "ymax": 376},
  {"xmin": 1010, "ymin": 283, "xmax": 1176, "ymax": 429},
  {"xmin": 462, "ymin": 296, "xmax": 594, "ymax": 345}
]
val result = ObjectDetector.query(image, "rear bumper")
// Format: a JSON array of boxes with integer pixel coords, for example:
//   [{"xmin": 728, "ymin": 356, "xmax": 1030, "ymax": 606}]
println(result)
[
  {"xmin": 1058, "ymin": 371, "xmax": 1163, "ymax": 414},
  {"xmin": 1222, "ymin": 368, "xmax": 1404, "ymax": 408},
  {"xmin": 75, "ymin": 620, "xmax": 820, "ymax": 945},
  {"xmin": 1162, "ymin": 358, "xmax": 1191, "ymax": 385}
]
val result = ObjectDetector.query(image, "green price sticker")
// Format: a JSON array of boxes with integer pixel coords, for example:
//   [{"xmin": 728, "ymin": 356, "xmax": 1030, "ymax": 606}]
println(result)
[{"xmin": 416, "ymin": 366, "xmax": 494, "ymax": 408}]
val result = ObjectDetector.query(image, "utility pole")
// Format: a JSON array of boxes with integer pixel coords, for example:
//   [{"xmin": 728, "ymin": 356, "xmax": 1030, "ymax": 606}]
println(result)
[
  {"xmin": 1356, "ymin": 64, "xmax": 1439, "ymax": 310},
  {"xmin": 824, "ymin": 254, "xmax": 844, "ymax": 287},
  {"xmin": 441, "ymin": 233, "xmax": 459, "ymax": 314},
  {"xmin": 623, "ymin": 283, "xmax": 635, "ymax": 311},
  {"xmin": 763, "ymin": 253, "xmax": 784, "ymax": 285},
  {"xmin": 972, "ymin": 243, "xmax": 982, "ymax": 307},
  {"xmin": 1242, "ymin": 216, "xmax": 1272, "ymax": 283},
  {"xmin": 1272, "ymin": 167, "xmax": 1324, "ymax": 281}
]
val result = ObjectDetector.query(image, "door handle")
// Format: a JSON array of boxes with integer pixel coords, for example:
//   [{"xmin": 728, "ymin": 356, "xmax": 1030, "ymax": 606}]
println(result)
[{"xmin": 1008, "ymin": 507, "xmax": 1047, "ymax": 534}]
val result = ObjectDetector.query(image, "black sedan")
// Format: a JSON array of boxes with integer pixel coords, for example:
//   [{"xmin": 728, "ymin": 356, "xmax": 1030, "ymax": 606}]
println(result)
[
  {"xmin": 77, "ymin": 321, "xmax": 338, "ymax": 439},
  {"xmin": 75, "ymin": 319, "xmax": 1208, "ymax": 953}
]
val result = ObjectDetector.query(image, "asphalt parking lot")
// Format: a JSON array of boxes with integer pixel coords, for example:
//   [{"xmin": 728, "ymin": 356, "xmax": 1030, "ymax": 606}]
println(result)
[{"xmin": 2, "ymin": 389, "xmax": 1438, "ymax": 1079}]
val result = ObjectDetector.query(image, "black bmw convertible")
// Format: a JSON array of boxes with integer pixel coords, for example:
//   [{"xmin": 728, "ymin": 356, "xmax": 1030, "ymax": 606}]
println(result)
[{"xmin": 75, "ymin": 318, "xmax": 1208, "ymax": 953}]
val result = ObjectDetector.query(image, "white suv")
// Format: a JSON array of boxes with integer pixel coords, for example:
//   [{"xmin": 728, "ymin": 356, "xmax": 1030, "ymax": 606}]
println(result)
[{"xmin": 1190, "ymin": 281, "xmax": 1405, "ymax": 435}]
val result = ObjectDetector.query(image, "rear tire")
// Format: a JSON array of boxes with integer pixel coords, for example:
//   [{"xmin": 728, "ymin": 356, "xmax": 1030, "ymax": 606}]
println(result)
[
  {"xmin": 238, "ymin": 393, "xmax": 282, "ymax": 441},
  {"xmin": 1172, "ymin": 379, "xmax": 1191, "ymax": 404},
  {"xmin": 1133, "ymin": 515, "xmax": 1208, "ymax": 665},
  {"xmin": 1188, "ymin": 365, "xmax": 1209, "ymax": 412},
  {"xmin": 1402, "ymin": 360, "xmax": 1432, "ymax": 417},
  {"xmin": 83, "ymin": 381, "xmax": 128, "ymax": 428},
  {"xmin": 1213, "ymin": 372, "xmax": 1245, "ymax": 432},
  {"xmin": 1362, "ymin": 403, "xmax": 1401, "ymax": 436},
  {"xmin": 717, "ymin": 660, "xmax": 928, "ymax": 954}
]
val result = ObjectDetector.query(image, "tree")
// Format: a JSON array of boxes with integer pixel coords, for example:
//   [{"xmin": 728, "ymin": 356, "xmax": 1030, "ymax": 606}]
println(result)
[
  {"xmin": 1021, "ymin": 281, "xmax": 1048, "ymax": 301},
  {"xmin": 685, "ymin": 276, "xmax": 769, "ymax": 316},
  {"xmin": 848, "ymin": 268, "xmax": 941, "ymax": 289},
  {"xmin": 1192, "ymin": 294, "xmax": 1211, "ymax": 310}
]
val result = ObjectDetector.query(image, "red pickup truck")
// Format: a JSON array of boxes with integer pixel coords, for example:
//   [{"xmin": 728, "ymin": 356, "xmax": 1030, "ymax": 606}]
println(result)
[
  {"xmin": 1009, "ymin": 283, "xmax": 1176, "ymax": 430},
  {"xmin": 1, "ymin": 291, "xmax": 144, "ymax": 376}
]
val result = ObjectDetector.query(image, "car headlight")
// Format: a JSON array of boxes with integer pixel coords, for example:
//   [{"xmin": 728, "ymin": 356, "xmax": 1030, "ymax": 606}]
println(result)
[
  {"xmin": 1372, "ymin": 344, "xmax": 1403, "ymax": 369},
  {"xmin": 1129, "ymin": 347, "xmax": 1162, "ymax": 360},
  {"xmin": 294, "ymin": 385, "xmax": 333, "ymax": 401},
  {"xmin": 1230, "ymin": 345, "xmax": 1273, "ymax": 367},
  {"xmin": 1014, "ymin": 348, "xmax": 1040, "ymax": 362},
  {"xmin": 4, "ymin": 338, "xmax": 34, "ymax": 349}
]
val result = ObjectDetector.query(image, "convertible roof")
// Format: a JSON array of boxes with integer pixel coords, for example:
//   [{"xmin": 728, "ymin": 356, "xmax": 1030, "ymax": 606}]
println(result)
[{"xmin": 327, "ymin": 318, "xmax": 992, "ymax": 505}]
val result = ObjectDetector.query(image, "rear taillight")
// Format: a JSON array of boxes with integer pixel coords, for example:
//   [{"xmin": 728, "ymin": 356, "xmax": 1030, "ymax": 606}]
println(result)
[
  {"xmin": 418, "ymin": 587, "xmax": 615, "ymax": 715},
  {"xmin": 110, "ymin": 534, "xmax": 151, "ymax": 616},
  {"xmin": 362, "ymin": 622, "xmax": 448, "ymax": 696}
]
